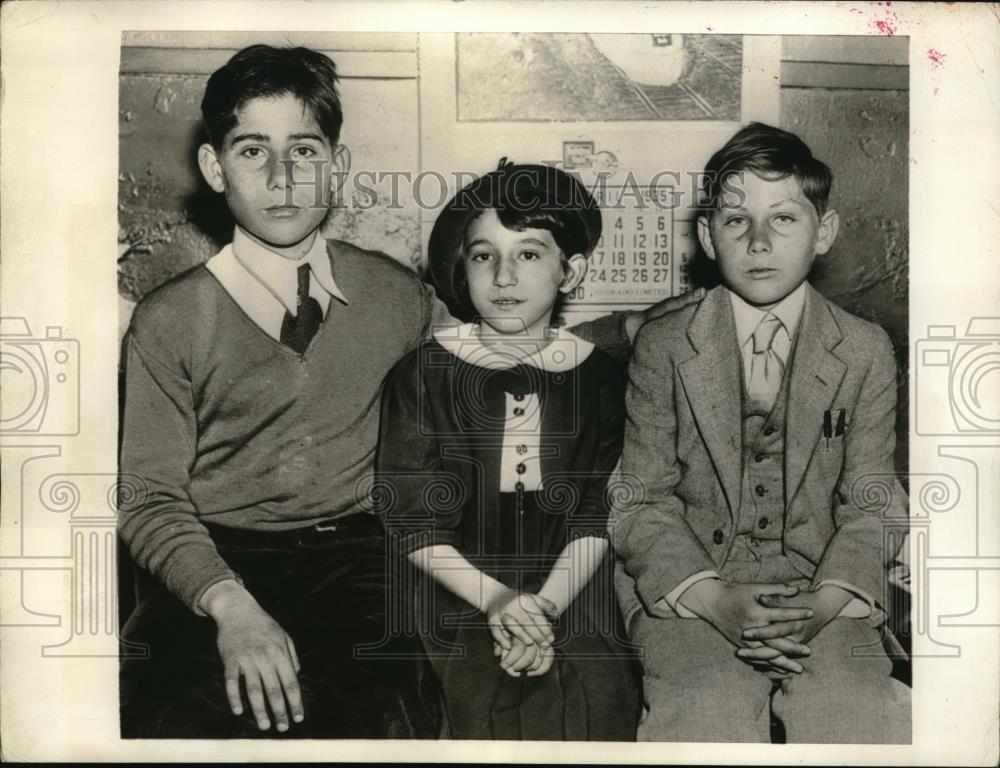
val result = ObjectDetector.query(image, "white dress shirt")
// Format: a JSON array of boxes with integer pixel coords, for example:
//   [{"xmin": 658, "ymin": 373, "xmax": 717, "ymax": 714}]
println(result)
[
  {"xmin": 730, "ymin": 282, "xmax": 806, "ymax": 388},
  {"xmin": 205, "ymin": 227, "xmax": 348, "ymax": 340}
]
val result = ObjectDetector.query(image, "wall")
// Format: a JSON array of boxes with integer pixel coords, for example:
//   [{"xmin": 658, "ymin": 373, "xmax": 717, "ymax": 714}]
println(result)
[
  {"xmin": 779, "ymin": 35, "xmax": 909, "ymax": 472},
  {"xmin": 117, "ymin": 32, "xmax": 909, "ymax": 469}
]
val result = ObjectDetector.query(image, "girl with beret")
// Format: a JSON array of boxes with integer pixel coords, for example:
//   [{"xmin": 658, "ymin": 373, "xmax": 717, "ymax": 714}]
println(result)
[{"xmin": 375, "ymin": 161, "xmax": 641, "ymax": 740}]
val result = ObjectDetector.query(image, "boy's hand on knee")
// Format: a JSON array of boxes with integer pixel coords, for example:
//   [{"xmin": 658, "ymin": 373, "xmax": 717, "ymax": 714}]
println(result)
[{"xmin": 201, "ymin": 580, "xmax": 304, "ymax": 732}]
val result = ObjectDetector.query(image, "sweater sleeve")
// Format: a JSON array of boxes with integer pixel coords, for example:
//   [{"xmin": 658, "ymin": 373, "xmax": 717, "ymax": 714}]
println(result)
[{"xmin": 118, "ymin": 330, "xmax": 236, "ymax": 613}]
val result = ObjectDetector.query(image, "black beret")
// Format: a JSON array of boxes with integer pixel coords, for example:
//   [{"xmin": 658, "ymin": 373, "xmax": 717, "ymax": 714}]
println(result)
[{"xmin": 428, "ymin": 160, "xmax": 602, "ymax": 314}]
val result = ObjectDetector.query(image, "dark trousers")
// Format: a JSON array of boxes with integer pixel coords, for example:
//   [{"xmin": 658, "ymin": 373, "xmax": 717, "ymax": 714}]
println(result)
[{"xmin": 120, "ymin": 514, "xmax": 439, "ymax": 739}]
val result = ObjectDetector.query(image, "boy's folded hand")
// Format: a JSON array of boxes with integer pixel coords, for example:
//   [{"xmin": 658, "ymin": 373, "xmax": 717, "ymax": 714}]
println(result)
[
  {"xmin": 743, "ymin": 585, "xmax": 853, "ymax": 646},
  {"xmin": 681, "ymin": 580, "xmax": 815, "ymax": 674}
]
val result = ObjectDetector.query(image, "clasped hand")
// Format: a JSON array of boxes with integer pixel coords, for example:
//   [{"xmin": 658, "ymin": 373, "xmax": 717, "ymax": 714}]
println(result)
[
  {"xmin": 485, "ymin": 589, "xmax": 558, "ymax": 678},
  {"xmin": 704, "ymin": 582, "xmax": 829, "ymax": 676}
]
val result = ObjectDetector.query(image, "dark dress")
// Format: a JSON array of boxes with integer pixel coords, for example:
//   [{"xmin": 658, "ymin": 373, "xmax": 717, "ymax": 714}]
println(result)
[{"xmin": 376, "ymin": 334, "xmax": 641, "ymax": 741}]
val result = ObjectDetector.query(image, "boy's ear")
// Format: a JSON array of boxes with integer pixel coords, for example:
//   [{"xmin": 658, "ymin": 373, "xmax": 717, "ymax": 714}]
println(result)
[
  {"xmin": 696, "ymin": 215, "xmax": 717, "ymax": 261},
  {"xmin": 198, "ymin": 143, "xmax": 226, "ymax": 194},
  {"xmin": 814, "ymin": 208, "xmax": 840, "ymax": 256},
  {"xmin": 559, "ymin": 253, "xmax": 588, "ymax": 294}
]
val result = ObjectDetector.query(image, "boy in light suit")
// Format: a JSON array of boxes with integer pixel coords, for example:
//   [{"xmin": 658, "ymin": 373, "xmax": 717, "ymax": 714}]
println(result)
[{"xmin": 613, "ymin": 123, "xmax": 910, "ymax": 743}]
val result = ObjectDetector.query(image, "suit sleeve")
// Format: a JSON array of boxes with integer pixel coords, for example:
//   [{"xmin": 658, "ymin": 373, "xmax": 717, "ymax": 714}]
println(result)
[
  {"xmin": 567, "ymin": 312, "xmax": 632, "ymax": 364},
  {"xmin": 611, "ymin": 322, "xmax": 719, "ymax": 614},
  {"xmin": 375, "ymin": 351, "xmax": 463, "ymax": 556},
  {"xmin": 118, "ymin": 331, "xmax": 237, "ymax": 613},
  {"xmin": 812, "ymin": 326, "xmax": 908, "ymax": 610}
]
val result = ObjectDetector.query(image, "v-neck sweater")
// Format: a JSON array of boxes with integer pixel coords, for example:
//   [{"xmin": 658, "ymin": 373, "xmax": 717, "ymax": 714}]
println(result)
[{"xmin": 119, "ymin": 239, "xmax": 434, "ymax": 610}]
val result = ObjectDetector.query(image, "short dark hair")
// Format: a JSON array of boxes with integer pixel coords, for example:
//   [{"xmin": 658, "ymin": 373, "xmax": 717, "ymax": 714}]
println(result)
[
  {"xmin": 702, "ymin": 122, "xmax": 833, "ymax": 216},
  {"xmin": 201, "ymin": 44, "xmax": 343, "ymax": 149}
]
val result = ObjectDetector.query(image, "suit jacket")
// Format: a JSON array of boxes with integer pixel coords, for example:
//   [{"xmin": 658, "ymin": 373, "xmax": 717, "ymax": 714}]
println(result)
[{"xmin": 613, "ymin": 283, "xmax": 907, "ymax": 622}]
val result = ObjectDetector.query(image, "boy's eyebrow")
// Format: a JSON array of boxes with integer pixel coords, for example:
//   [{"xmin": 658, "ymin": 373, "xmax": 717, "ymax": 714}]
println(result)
[
  {"xmin": 229, "ymin": 132, "xmax": 269, "ymax": 145},
  {"xmin": 288, "ymin": 132, "xmax": 326, "ymax": 142},
  {"xmin": 516, "ymin": 237, "xmax": 550, "ymax": 247},
  {"xmin": 769, "ymin": 197, "xmax": 807, "ymax": 208}
]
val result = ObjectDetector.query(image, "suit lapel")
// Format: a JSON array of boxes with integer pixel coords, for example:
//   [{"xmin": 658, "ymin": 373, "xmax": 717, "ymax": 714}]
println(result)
[
  {"xmin": 785, "ymin": 286, "xmax": 847, "ymax": 505},
  {"xmin": 678, "ymin": 288, "xmax": 743, "ymax": 518}
]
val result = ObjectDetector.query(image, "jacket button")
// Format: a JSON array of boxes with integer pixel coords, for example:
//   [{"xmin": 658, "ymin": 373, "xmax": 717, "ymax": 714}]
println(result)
[
  {"xmin": 763, "ymin": 425, "xmax": 777, "ymax": 436},
  {"xmin": 712, "ymin": 529, "xmax": 724, "ymax": 545},
  {"xmin": 755, "ymin": 484, "xmax": 767, "ymax": 497},
  {"xmin": 758, "ymin": 517, "xmax": 769, "ymax": 530}
]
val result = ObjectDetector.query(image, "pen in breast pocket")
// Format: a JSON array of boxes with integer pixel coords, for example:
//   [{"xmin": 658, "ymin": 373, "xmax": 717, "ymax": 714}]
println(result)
[
  {"xmin": 835, "ymin": 409, "xmax": 846, "ymax": 437},
  {"xmin": 823, "ymin": 409, "xmax": 832, "ymax": 449}
]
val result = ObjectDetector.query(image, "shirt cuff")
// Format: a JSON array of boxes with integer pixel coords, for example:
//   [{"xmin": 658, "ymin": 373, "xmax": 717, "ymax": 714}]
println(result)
[
  {"xmin": 666, "ymin": 570, "xmax": 722, "ymax": 619},
  {"xmin": 815, "ymin": 578, "xmax": 875, "ymax": 619}
]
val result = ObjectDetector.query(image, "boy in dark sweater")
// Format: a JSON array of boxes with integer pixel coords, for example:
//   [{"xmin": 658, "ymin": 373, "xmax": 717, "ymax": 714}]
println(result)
[{"xmin": 119, "ymin": 44, "xmax": 692, "ymax": 739}]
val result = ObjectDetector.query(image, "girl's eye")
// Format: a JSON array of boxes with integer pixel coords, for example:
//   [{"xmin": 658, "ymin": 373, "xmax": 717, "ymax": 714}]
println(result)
[
  {"xmin": 468, "ymin": 251, "xmax": 493, "ymax": 262},
  {"xmin": 725, "ymin": 216, "xmax": 747, "ymax": 227},
  {"xmin": 519, "ymin": 250, "xmax": 540, "ymax": 260}
]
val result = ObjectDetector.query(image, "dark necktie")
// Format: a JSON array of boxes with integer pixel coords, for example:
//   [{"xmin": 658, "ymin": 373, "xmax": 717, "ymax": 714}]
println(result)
[{"xmin": 280, "ymin": 264, "xmax": 323, "ymax": 354}]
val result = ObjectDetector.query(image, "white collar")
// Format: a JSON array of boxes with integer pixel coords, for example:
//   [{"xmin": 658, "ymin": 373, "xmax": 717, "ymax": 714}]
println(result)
[
  {"xmin": 728, "ymin": 282, "xmax": 807, "ymax": 348},
  {"xmin": 433, "ymin": 322, "xmax": 594, "ymax": 372},
  {"xmin": 231, "ymin": 226, "xmax": 348, "ymax": 313}
]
